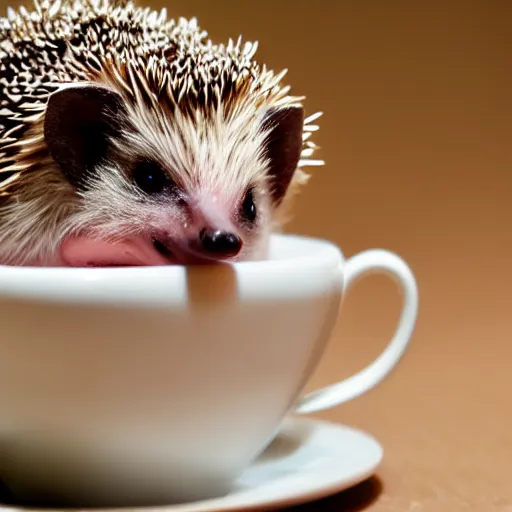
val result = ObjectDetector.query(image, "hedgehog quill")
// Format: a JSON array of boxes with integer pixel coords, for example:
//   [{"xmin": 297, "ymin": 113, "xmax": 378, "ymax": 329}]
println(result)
[{"xmin": 0, "ymin": 0, "xmax": 323, "ymax": 267}]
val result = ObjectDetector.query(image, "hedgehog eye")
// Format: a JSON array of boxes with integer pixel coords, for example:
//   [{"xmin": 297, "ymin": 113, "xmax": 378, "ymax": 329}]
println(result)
[
  {"xmin": 240, "ymin": 187, "xmax": 257, "ymax": 223},
  {"xmin": 133, "ymin": 159, "xmax": 169, "ymax": 195}
]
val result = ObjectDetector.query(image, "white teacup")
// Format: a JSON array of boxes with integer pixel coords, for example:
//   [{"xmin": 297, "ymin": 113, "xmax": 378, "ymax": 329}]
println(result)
[{"xmin": 0, "ymin": 234, "xmax": 418, "ymax": 507}]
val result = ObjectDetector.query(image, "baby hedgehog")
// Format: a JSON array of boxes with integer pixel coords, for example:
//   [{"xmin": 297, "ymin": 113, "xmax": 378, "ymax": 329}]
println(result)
[{"xmin": 0, "ymin": 0, "xmax": 323, "ymax": 267}]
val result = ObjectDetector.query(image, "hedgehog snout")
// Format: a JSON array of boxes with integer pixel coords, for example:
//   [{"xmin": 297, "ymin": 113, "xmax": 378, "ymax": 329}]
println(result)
[
  {"xmin": 150, "ymin": 227, "xmax": 243, "ymax": 265},
  {"xmin": 197, "ymin": 228, "xmax": 243, "ymax": 258}
]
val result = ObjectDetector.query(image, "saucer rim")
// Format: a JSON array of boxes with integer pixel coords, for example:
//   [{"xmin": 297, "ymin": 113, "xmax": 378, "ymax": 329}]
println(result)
[{"xmin": 184, "ymin": 417, "xmax": 384, "ymax": 512}]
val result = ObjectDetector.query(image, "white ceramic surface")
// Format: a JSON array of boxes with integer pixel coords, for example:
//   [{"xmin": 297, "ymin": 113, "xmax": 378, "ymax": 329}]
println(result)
[
  {"xmin": 0, "ymin": 417, "xmax": 383, "ymax": 512},
  {"xmin": 0, "ymin": 234, "xmax": 418, "ymax": 506}
]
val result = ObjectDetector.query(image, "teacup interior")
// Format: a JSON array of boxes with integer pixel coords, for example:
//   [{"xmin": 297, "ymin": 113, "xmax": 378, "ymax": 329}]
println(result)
[{"xmin": 264, "ymin": 234, "xmax": 343, "ymax": 263}]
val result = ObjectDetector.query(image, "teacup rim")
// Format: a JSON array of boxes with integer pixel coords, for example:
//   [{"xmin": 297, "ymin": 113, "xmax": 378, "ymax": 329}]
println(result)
[
  {"xmin": 0, "ymin": 233, "xmax": 345, "ymax": 281},
  {"xmin": 0, "ymin": 234, "xmax": 345, "ymax": 304}
]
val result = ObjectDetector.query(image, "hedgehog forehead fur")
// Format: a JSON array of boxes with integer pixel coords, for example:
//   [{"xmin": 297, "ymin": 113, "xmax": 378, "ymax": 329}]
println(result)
[
  {"xmin": 0, "ymin": 0, "xmax": 323, "ymax": 265},
  {"xmin": 0, "ymin": 0, "xmax": 323, "ymax": 193}
]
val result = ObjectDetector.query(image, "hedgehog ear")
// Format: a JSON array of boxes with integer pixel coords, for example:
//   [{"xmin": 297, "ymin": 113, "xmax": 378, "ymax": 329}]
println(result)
[
  {"xmin": 260, "ymin": 105, "xmax": 304, "ymax": 206},
  {"xmin": 44, "ymin": 83, "xmax": 127, "ymax": 188}
]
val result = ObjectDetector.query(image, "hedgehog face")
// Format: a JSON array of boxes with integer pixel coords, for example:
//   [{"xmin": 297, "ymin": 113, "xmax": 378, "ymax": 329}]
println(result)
[{"xmin": 43, "ymin": 83, "xmax": 304, "ymax": 266}]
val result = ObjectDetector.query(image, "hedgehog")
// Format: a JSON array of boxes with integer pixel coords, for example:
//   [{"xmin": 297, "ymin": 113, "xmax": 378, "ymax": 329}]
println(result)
[{"xmin": 0, "ymin": 0, "xmax": 323, "ymax": 267}]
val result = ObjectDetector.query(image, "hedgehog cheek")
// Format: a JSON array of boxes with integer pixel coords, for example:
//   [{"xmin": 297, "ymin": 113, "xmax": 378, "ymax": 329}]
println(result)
[
  {"xmin": 259, "ymin": 105, "xmax": 304, "ymax": 206},
  {"xmin": 43, "ymin": 83, "xmax": 128, "ymax": 189}
]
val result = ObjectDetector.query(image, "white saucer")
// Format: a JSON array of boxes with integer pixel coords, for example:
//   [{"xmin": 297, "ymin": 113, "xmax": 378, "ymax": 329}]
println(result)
[
  {"xmin": 141, "ymin": 417, "xmax": 381, "ymax": 512},
  {"xmin": 0, "ymin": 417, "xmax": 382, "ymax": 512}
]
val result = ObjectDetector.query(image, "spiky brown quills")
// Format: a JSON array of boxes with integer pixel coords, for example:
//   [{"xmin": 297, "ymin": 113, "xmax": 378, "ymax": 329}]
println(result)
[{"xmin": 0, "ymin": 0, "xmax": 323, "ymax": 230}]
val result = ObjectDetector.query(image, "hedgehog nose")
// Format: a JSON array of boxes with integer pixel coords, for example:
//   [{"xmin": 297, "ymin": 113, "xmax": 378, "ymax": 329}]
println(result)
[{"xmin": 199, "ymin": 228, "xmax": 242, "ymax": 257}]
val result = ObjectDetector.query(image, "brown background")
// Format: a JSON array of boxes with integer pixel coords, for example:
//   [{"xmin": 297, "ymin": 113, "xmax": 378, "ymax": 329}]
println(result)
[{"xmin": 2, "ymin": 0, "xmax": 512, "ymax": 510}]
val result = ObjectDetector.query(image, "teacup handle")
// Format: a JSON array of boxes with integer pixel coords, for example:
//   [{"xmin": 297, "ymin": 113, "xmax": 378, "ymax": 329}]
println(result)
[{"xmin": 295, "ymin": 249, "xmax": 419, "ymax": 414}]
